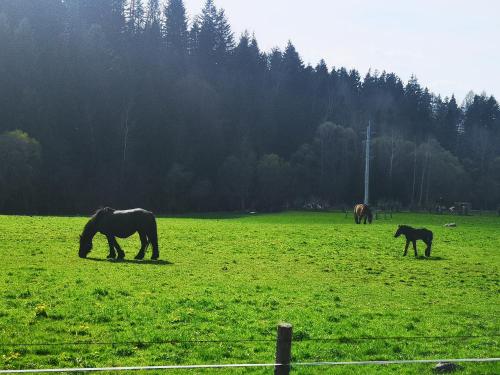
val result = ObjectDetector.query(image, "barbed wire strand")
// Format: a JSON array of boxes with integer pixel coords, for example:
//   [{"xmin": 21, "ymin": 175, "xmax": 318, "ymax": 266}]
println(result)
[
  {"xmin": 0, "ymin": 333, "xmax": 498, "ymax": 348},
  {"xmin": 0, "ymin": 338, "xmax": 275, "ymax": 348},
  {"xmin": 1, "ymin": 358, "xmax": 499, "ymax": 373},
  {"xmin": 0, "ymin": 363, "xmax": 279, "ymax": 373},
  {"xmin": 296, "ymin": 334, "xmax": 500, "ymax": 343},
  {"xmin": 294, "ymin": 357, "xmax": 500, "ymax": 367},
  {"xmin": 0, "ymin": 334, "xmax": 500, "ymax": 347}
]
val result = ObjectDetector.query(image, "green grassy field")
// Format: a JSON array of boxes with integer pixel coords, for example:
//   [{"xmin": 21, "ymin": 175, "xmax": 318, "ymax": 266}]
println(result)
[{"xmin": 0, "ymin": 212, "xmax": 498, "ymax": 374}]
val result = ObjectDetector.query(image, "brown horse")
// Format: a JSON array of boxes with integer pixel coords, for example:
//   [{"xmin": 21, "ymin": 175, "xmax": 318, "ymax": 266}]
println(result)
[{"xmin": 354, "ymin": 204, "xmax": 373, "ymax": 224}]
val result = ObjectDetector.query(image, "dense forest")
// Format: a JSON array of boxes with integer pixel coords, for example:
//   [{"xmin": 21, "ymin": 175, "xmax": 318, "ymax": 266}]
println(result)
[{"xmin": 0, "ymin": 0, "xmax": 499, "ymax": 214}]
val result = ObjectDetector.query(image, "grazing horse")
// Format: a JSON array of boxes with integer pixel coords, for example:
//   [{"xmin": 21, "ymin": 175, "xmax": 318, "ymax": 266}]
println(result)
[
  {"xmin": 354, "ymin": 204, "xmax": 373, "ymax": 224},
  {"xmin": 79, "ymin": 207, "xmax": 159, "ymax": 260},
  {"xmin": 394, "ymin": 225, "xmax": 433, "ymax": 257}
]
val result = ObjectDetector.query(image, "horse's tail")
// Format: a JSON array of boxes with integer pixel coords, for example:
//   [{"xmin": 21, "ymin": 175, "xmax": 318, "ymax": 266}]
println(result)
[
  {"xmin": 147, "ymin": 214, "xmax": 159, "ymax": 260},
  {"xmin": 427, "ymin": 229, "xmax": 433, "ymax": 243},
  {"xmin": 354, "ymin": 204, "xmax": 360, "ymax": 224},
  {"xmin": 425, "ymin": 230, "xmax": 433, "ymax": 257}
]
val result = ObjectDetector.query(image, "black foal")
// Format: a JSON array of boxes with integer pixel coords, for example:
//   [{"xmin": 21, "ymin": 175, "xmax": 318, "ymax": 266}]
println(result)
[{"xmin": 394, "ymin": 225, "xmax": 433, "ymax": 257}]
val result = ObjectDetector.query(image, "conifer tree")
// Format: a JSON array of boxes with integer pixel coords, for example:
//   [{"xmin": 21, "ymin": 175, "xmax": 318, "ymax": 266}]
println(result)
[
  {"xmin": 145, "ymin": 0, "xmax": 160, "ymax": 29},
  {"xmin": 198, "ymin": 0, "xmax": 218, "ymax": 60},
  {"xmin": 197, "ymin": 0, "xmax": 234, "ymax": 71},
  {"xmin": 282, "ymin": 41, "xmax": 303, "ymax": 77},
  {"xmin": 439, "ymin": 95, "xmax": 461, "ymax": 152},
  {"xmin": 164, "ymin": 0, "xmax": 188, "ymax": 55},
  {"xmin": 214, "ymin": 8, "xmax": 234, "ymax": 58},
  {"xmin": 188, "ymin": 18, "xmax": 200, "ymax": 55}
]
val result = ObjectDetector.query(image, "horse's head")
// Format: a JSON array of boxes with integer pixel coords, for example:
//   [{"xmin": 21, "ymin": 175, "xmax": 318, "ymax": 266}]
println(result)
[
  {"xmin": 79, "ymin": 234, "xmax": 92, "ymax": 258},
  {"xmin": 78, "ymin": 210, "xmax": 107, "ymax": 258},
  {"xmin": 367, "ymin": 210, "xmax": 373, "ymax": 224},
  {"xmin": 79, "ymin": 218, "xmax": 97, "ymax": 258},
  {"xmin": 394, "ymin": 225, "xmax": 403, "ymax": 238}
]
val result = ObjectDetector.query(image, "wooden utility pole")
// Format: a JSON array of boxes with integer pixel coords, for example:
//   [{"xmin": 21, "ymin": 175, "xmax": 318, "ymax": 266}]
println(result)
[{"xmin": 364, "ymin": 121, "xmax": 371, "ymax": 205}]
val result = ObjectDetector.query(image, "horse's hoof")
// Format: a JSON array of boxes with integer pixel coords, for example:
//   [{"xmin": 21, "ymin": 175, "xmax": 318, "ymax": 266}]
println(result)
[
  {"xmin": 107, "ymin": 255, "xmax": 116, "ymax": 260},
  {"xmin": 151, "ymin": 257, "xmax": 159, "ymax": 261},
  {"xmin": 135, "ymin": 255, "xmax": 144, "ymax": 260}
]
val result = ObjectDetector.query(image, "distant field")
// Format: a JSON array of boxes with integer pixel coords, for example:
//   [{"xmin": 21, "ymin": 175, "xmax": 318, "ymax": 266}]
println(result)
[{"xmin": 0, "ymin": 212, "xmax": 498, "ymax": 374}]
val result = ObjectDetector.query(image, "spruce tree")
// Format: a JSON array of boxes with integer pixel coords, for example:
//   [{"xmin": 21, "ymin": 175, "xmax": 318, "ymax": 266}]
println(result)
[
  {"xmin": 198, "ymin": 0, "xmax": 218, "ymax": 60},
  {"xmin": 214, "ymin": 8, "xmax": 234, "ymax": 59},
  {"xmin": 164, "ymin": 0, "xmax": 188, "ymax": 55},
  {"xmin": 282, "ymin": 41, "xmax": 303, "ymax": 77},
  {"xmin": 146, "ymin": 0, "xmax": 160, "ymax": 29},
  {"xmin": 440, "ymin": 95, "xmax": 462, "ymax": 152},
  {"xmin": 197, "ymin": 0, "xmax": 233, "ymax": 70}
]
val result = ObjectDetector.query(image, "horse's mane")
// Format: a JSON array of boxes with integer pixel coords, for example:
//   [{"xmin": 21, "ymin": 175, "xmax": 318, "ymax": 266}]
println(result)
[
  {"xmin": 92, "ymin": 206, "xmax": 115, "ymax": 217},
  {"xmin": 82, "ymin": 207, "xmax": 115, "ymax": 236},
  {"xmin": 398, "ymin": 224, "xmax": 413, "ymax": 231},
  {"xmin": 82, "ymin": 216, "xmax": 97, "ymax": 236}
]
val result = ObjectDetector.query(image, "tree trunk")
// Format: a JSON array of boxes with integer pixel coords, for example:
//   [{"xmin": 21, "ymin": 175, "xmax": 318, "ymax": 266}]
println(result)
[
  {"xmin": 411, "ymin": 142, "xmax": 417, "ymax": 207},
  {"xmin": 120, "ymin": 99, "xmax": 133, "ymax": 201},
  {"xmin": 425, "ymin": 153, "xmax": 432, "ymax": 207},
  {"xmin": 389, "ymin": 131, "xmax": 395, "ymax": 199},
  {"xmin": 418, "ymin": 150, "xmax": 429, "ymax": 207}
]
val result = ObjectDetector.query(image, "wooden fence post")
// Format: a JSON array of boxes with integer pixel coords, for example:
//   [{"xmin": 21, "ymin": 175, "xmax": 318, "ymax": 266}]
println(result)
[{"xmin": 275, "ymin": 323, "xmax": 293, "ymax": 375}]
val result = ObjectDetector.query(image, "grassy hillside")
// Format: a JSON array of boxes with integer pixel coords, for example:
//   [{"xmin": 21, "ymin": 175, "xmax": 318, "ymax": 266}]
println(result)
[{"xmin": 0, "ymin": 212, "xmax": 498, "ymax": 374}]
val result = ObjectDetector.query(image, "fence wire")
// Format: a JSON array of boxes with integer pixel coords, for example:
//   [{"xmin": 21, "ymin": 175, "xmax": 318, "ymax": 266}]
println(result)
[
  {"xmin": 0, "ymin": 358, "xmax": 499, "ymax": 373},
  {"xmin": 0, "ymin": 333, "xmax": 497, "ymax": 348}
]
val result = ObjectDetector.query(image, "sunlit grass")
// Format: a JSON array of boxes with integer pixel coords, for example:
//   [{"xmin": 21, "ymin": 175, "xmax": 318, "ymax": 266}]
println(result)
[{"xmin": 0, "ymin": 212, "xmax": 498, "ymax": 374}]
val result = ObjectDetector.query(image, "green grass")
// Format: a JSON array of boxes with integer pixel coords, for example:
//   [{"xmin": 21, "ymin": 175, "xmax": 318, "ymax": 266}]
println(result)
[{"xmin": 0, "ymin": 212, "xmax": 498, "ymax": 374}]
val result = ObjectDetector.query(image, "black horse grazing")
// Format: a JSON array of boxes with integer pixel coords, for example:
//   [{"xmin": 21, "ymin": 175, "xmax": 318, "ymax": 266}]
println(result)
[
  {"xmin": 354, "ymin": 204, "xmax": 373, "ymax": 224},
  {"xmin": 79, "ymin": 207, "xmax": 159, "ymax": 260},
  {"xmin": 394, "ymin": 225, "xmax": 433, "ymax": 257}
]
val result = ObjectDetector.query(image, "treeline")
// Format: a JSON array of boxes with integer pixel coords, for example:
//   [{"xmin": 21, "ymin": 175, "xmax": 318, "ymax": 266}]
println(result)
[{"xmin": 0, "ymin": 0, "xmax": 499, "ymax": 214}]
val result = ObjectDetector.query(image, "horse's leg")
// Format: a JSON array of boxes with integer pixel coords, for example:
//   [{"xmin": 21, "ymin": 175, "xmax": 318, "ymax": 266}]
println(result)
[
  {"xmin": 106, "ymin": 236, "xmax": 116, "ymax": 259},
  {"xmin": 363, "ymin": 215, "xmax": 367, "ymax": 224},
  {"xmin": 403, "ymin": 240, "xmax": 409, "ymax": 256},
  {"xmin": 112, "ymin": 238, "xmax": 125, "ymax": 260},
  {"xmin": 134, "ymin": 231, "xmax": 148, "ymax": 260},
  {"xmin": 412, "ymin": 240, "xmax": 418, "ymax": 257}
]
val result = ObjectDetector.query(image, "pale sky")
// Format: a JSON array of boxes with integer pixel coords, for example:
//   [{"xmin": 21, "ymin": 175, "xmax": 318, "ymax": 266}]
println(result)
[{"xmin": 182, "ymin": 0, "xmax": 499, "ymax": 102}]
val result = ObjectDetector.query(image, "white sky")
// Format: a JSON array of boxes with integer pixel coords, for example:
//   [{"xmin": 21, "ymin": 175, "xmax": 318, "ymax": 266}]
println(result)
[{"xmin": 182, "ymin": 0, "xmax": 500, "ymax": 102}]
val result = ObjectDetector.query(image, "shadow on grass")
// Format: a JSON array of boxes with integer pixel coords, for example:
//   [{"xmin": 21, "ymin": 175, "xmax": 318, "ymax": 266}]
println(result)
[
  {"xmin": 414, "ymin": 256, "xmax": 446, "ymax": 261},
  {"xmin": 84, "ymin": 257, "xmax": 174, "ymax": 266}
]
